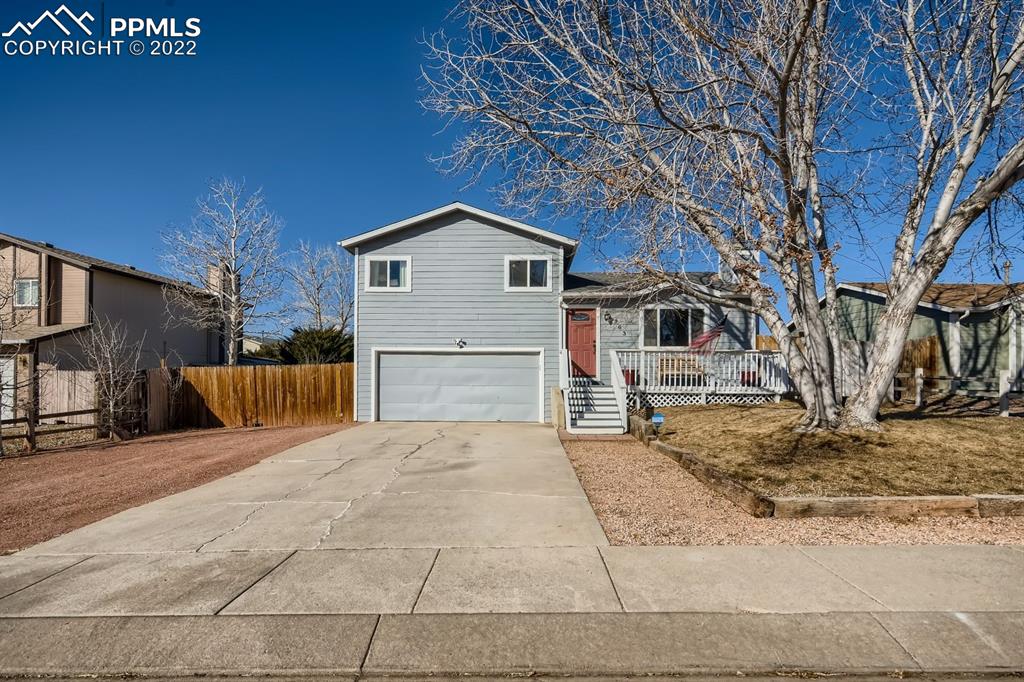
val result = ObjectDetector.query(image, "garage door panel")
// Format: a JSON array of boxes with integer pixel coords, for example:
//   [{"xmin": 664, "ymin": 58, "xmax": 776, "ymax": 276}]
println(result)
[
  {"xmin": 379, "ymin": 366, "xmax": 537, "ymax": 389},
  {"xmin": 380, "ymin": 378, "xmax": 540, "ymax": 401},
  {"xmin": 377, "ymin": 352, "xmax": 540, "ymax": 422},
  {"xmin": 379, "ymin": 400, "xmax": 537, "ymax": 422},
  {"xmin": 380, "ymin": 354, "xmax": 538, "ymax": 370}
]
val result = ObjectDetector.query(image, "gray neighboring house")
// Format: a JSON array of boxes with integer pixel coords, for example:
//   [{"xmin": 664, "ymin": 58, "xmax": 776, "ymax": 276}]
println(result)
[{"xmin": 341, "ymin": 202, "xmax": 784, "ymax": 434}]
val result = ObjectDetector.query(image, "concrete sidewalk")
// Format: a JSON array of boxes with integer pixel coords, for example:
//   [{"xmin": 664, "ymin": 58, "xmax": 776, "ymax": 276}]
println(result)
[
  {"xmin": 0, "ymin": 611, "xmax": 1021, "ymax": 677},
  {"xmin": 2, "ymin": 545, "xmax": 1022, "ymax": 616}
]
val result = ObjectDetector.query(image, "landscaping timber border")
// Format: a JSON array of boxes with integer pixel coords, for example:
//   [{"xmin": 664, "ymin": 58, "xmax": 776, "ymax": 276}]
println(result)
[{"xmin": 629, "ymin": 416, "xmax": 1024, "ymax": 519}]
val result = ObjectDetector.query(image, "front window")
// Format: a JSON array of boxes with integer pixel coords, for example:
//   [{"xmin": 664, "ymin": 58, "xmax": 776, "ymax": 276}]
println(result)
[
  {"xmin": 505, "ymin": 256, "xmax": 550, "ymax": 291},
  {"xmin": 366, "ymin": 257, "xmax": 411, "ymax": 292},
  {"xmin": 643, "ymin": 308, "xmax": 705, "ymax": 347},
  {"xmin": 14, "ymin": 279, "xmax": 39, "ymax": 308}
]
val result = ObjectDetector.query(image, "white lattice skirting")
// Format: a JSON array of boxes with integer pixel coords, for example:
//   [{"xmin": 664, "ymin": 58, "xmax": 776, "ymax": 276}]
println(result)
[{"xmin": 628, "ymin": 391, "xmax": 776, "ymax": 412}]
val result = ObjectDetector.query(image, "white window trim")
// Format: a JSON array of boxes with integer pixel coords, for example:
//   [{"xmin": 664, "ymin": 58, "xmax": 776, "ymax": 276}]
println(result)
[
  {"xmin": 364, "ymin": 255, "xmax": 412, "ymax": 293},
  {"xmin": 14, "ymin": 278, "xmax": 39, "ymax": 308},
  {"xmin": 504, "ymin": 255, "xmax": 552, "ymax": 292},
  {"xmin": 639, "ymin": 305, "xmax": 708, "ymax": 350},
  {"xmin": 370, "ymin": 346, "xmax": 545, "ymax": 424}
]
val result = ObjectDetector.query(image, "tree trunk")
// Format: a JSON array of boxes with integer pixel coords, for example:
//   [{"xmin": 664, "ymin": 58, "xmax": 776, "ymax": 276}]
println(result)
[
  {"xmin": 779, "ymin": 328, "xmax": 840, "ymax": 431},
  {"xmin": 839, "ymin": 285, "xmax": 920, "ymax": 430}
]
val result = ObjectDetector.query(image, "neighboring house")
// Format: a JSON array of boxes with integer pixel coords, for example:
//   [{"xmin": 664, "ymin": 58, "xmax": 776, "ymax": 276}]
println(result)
[
  {"xmin": 341, "ymin": 203, "xmax": 787, "ymax": 434},
  {"xmin": 833, "ymin": 281, "xmax": 1023, "ymax": 393},
  {"xmin": 0, "ymin": 233, "xmax": 224, "ymax": 417},
  {"xmin": 241, "ymin": 335, "xmax": 282, "ymax": 355}
]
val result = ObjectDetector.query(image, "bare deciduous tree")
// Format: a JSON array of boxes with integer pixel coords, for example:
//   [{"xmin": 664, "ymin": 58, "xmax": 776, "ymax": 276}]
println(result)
[
  {"xmin": 284, "ymin": 241, "xmax": 354, "ymax": 331},
  {"xmin": 840, "ymin": 0, "xmax": 1024, "ymax": 427},
  {"xmin": 423, "ymin": 0, "xmax": 1024, "ymax": 431},
  {"xmin": 161, "ymin": 178, "xmax": 286, "ymax": 365},
  {"xmin": 72, "ymin": 316, "xmax": 144, "ymax": 440}
]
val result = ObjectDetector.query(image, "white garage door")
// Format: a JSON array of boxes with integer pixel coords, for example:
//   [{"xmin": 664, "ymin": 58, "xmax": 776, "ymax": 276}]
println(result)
[{"xmin": 377, "ymin": 351, "xmax": 541, "ymax": 422}]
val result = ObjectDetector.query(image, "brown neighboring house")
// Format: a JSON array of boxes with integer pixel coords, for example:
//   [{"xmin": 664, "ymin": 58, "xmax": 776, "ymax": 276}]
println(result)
[{"xmin": 0, "ymin": 233, "xmax": 224, "ymax": 418}]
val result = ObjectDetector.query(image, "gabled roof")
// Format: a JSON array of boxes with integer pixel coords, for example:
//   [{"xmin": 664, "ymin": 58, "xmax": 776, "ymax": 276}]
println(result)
[
  {"xmin": 563, "ymin": 271, "xmax": 745, "ymax": 298},
  {"xmin": 339, "ymin": 202, "xmax": 579, "ymax": 254},
  {"xmin": 841, "ymin": 281, "xmax": 1022, "ymax": 312},
  {"xmin": 0, "ymin": 232, "xmax": 183, "ymax": 288}
]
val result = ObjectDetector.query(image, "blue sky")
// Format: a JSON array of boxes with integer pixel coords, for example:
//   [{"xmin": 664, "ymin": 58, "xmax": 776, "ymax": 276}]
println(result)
[
  {"xmin": 0, "ymin": 0, "xmax": 597, "ymax": 272},
  {"xmin": 0, "ymin": 0, "xmax": 1014, "ymax": 286}
]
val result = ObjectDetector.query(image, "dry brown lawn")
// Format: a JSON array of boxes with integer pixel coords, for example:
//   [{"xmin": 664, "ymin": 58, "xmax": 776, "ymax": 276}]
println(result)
[{"xmin": 658, "ymin": 400, "xmax": 1023, "ymax": 496}]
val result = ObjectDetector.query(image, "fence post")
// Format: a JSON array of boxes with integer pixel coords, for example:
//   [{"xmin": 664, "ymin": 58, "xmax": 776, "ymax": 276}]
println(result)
[
  {"xmin": 25, "ymin": 355, "xmax": 37, "ymax": 452},
  {"xmin": 914, "ymin": 367, "xmax": 924, "ymax": 408},
  {"xmin": 999, "ymin": 370, "xmax": 1011, "ymax": 417}
]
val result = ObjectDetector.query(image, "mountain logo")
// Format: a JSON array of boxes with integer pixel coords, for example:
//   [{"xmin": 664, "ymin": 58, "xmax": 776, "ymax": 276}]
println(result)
[{"xmin": 3, "ymin": 4, "xmax": 94, "ymax": 38}]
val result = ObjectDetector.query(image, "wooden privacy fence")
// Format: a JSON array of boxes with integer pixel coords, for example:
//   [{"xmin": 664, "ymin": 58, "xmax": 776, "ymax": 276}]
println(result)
[
  {"xmin": 147, "ymin": 363, "xmax": 354, "ymax": 431},
  {"xmin": 898, "ymin": 335, "xmax": 941, "ymax": 378},
  {"xmin": 38, "ymin": 370, "xmax": 96, "ymax": 425}
]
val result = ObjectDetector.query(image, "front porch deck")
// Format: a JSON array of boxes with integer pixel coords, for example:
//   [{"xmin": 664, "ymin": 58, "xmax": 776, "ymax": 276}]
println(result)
[
  {"xmin": 560, "ymin": 348, "xmax": 792, "ymax": 434},
  {"xmin": 613, "ymin": 349, "xmax": 791, "ymax": 409}
]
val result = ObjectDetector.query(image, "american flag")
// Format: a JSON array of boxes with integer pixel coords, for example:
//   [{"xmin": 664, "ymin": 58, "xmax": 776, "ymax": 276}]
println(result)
[{"xmin": 689, "ymin": 318, "xmax": 726, "ymax": 353}]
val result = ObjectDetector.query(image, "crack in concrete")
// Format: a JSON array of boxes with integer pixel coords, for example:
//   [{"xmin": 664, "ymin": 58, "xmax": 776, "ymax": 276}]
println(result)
[
  {"xmin": 279, "ymin": 459, "xmax": 354, "ymax": 501},
  {"xmin": 313, "ymin": 427, "xmax": 450, "ymax": 548},
  {"xmin": 194, "ymin": 503, "xmax": 268, "ymax": 552}
]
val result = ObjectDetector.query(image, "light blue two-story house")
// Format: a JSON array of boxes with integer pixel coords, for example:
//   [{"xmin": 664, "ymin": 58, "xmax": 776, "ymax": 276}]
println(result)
[{"xmin": 341, "ymin": 203, "xmax": 788, "ymax": 434}]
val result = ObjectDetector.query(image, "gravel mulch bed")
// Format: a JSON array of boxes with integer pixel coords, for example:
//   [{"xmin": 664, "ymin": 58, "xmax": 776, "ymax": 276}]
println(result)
[
  {"xmin": 0, "ymin": 423, "xmax": 356, "ymax": 553},
  {"xmin": 563, "ymin": 439, "xmax": 1024, "ymax": 545}
]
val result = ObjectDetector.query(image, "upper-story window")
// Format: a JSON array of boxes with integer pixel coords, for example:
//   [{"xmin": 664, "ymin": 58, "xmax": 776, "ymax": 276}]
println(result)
[
  {"xmin": 505, "ymin": 255, "xmax": 551, "ymax": 292},
  {"xmin": 642, "ymin": 307, "xmax": 705, "ymax": 348},
  {"xmin": 14, "ymin": 278, "xmax": 39, "ymax": 308},
  {"xmin": 365, "ymin": 256, "xmax": 411, "ymax": 292}
]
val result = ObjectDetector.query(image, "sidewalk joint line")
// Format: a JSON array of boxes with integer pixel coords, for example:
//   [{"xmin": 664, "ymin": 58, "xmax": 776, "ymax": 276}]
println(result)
[
  {"xmin": 358, "ymin": 613, "xmax": 381, "ymax": 674},
  {"xmin": 213, "ymin": 549, "xmax": 296, "ymax": 615},
  {"xmin": 869, "ymin": 611, "xmax": 925, "ymax": 671},
  {"xmin": 795, "ymin": 547, "xmax": 891, "ymax": 610},
  {"xmin": 0, "ymin": 555, "xmax": 92, "ymax": 602},
  {"xmin": 597, "ymin": 546, "xmax": 626, "ymax": 612},
  {"xmin": 410, "ymin": 548, "xmax": 441, "ymax": 614}
]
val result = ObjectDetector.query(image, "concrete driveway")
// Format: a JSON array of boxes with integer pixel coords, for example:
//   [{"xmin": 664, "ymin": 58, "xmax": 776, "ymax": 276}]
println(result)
[
  {"xmin": 21, "ymin": 422, "xmax": 608, "ymax": 554},
  {"xmin": 2, "ymin": 422, "xmax": 1022, "ymax": 676}
]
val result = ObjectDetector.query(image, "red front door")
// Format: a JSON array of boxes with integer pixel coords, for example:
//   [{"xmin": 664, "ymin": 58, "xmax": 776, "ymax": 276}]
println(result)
[{"xmin": 566, "ymin": 309, "xmax": 597, "ymax": 377}]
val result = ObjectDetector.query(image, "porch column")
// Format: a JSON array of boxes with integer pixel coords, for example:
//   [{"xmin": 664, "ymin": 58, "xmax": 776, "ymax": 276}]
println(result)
[{"xmin": 949, "ymin": 312, "xmax": 961, "ymax": 392}]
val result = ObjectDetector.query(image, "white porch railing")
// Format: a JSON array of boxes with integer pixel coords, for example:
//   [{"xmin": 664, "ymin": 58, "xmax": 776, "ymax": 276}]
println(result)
[
  {"xmin": 558, "ymin": 348, "xmax": 571, "ymax": 390},
  {"xmin": 607, "ymin": 349, "xmax": 629, "ymax": 427},
  {"xmin": 614, "ymin": 349, "xmax": 791, "ymax": 395}
]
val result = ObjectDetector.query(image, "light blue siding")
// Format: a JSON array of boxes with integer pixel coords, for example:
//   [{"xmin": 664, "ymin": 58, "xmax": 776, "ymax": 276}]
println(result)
[{"xmin": 355, "ymin": 213, "xmax": 562, "ymax": 422}]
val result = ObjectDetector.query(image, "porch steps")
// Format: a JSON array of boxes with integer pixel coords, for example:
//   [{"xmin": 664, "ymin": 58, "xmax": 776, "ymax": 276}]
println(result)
[{"xmin": 567, "ymin": 383, "xmax": 625, "ymax": 435}]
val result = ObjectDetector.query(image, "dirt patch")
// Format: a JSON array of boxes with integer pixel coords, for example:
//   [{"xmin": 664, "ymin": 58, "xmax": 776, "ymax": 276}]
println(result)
[
  {"xmin": 564, "ymin": 439, "xmax": 1024, "ymax": 545},
  {"xmin": 0, "ymin": 423, "xmax": 356, "ymax": 553},
  {"xmin": 657, "ymin": 400, "xmax": 1024, "ymax": 496}
]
